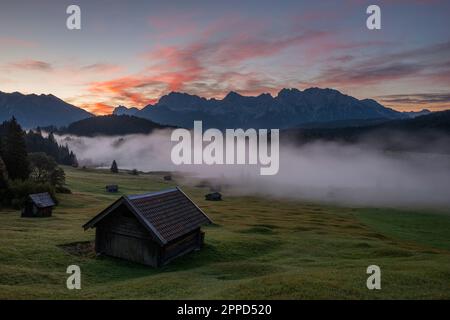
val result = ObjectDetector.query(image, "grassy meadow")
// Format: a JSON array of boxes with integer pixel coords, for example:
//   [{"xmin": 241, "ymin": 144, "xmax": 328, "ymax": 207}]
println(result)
[{"xmin": 0, "ymin": 166, "xmax": 449, "ymax": 299}]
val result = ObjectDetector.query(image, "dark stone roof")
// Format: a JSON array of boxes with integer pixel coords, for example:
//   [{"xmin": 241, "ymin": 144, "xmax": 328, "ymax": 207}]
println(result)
[
  {"xmin": 205, "ymin": 192, "xmax": 222, "ymax": 201},
  {"xmin": 105, "ymin": 185, "xmax": 119, "ymax": 191},
  {"xmin": 83, "ymin": 187, "xmax": 212, "ymax": 245},
  {"xmin": 29, "ymin": 193, "xmax": 55, "ymax": 208}
]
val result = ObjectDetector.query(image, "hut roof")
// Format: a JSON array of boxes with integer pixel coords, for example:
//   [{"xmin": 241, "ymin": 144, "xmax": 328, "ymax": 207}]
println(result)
[
  {"xmin": 29, "ymin": 193, "xmax": 55, "ymax": 208},
  {"xmin": 206, "ymin": 192, "xmax": 222, "ymax": 197},
  {"xmin": 106, "ymin": 185, "xmax": 119, "ymax": 190},
  {"xmin": 205, "ymin": 193, "xmax": 222, "ymax": 202},
  {"xmin": 83, "ymin": 187, "xmax": 212, "ymax": 245}
]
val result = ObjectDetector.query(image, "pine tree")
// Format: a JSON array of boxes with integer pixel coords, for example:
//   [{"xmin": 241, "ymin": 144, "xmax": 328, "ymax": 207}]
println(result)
[
  {"xmin": 110, "ymin": 160, "xmax": 118, "ymax": 173},
  {"xmin": 2, "ymin": 117, "xmax": 30, "ymax": 180},
  {"xmin": 0, "ymin": 156, "xmax": 8, "ymax": 189},
  {"xmin": 48, "ymin": 132, "xmax": 56, "ymax": 144},
  {"xmin": 69, "ymin": 151, "xmax": 78, "ymax": 167},
  {"xmin": 46, "ymin": 132, "xmax": 60, "ymax": 161}
]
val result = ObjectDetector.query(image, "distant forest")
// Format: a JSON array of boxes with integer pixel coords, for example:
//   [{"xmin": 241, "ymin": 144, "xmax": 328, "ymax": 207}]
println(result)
[
  {"xmin": 0, "ymin": 118, "xmax": 78, "ymax": 166},
  {"xmin": 26, "ymin": 129, "xmax": 78, "ymax": 166},
  {"xmin": 282, "ymin": 110, "xmax": 450, "ymax": 154},
  {"xmin": 53, "ymin": 115, "xmax": 172, "ymax": 137}
]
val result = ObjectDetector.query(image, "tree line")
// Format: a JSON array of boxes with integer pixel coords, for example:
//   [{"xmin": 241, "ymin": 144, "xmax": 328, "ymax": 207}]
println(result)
[
  {"xmin": 26, "ymin": 129, "xmax": 78, "ymax": 166},
  {"xmin": 0, "ymin": 117, "xmax": 76, "ymax": 208}
]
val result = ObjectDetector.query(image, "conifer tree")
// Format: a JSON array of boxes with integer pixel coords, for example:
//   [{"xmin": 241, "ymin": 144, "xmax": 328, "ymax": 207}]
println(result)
[
  {"xmin": 2, "ymin": 117, "xmax": 30, "ymax": 180},
  {"xmin": 110, "ymin": 160, "xmax": 119, "ymax": 173},
  {"xmin": 0, "ymin": 156, "xmax": 8, "ymax": 189}
]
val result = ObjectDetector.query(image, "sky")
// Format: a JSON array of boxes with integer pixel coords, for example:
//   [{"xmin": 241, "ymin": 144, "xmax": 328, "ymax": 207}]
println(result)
[{"xmin": 0, "ymin": 0, "xmax": 449, "ymax": 115}]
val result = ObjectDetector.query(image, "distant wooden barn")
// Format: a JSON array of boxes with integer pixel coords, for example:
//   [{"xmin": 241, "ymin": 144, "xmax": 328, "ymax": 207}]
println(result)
[
  {"xmin": 106, "ymin": 185, "xmax": 119, "ymax": 193},
  {"xmin": 205, "ymin": 192, "xmax": 222, "ymax": 201},
  {"xmin": 83, "ymin": 187, "xmax": 212, "ymax": 267},
  {"xmin": 21, "ymin": 192, "xmax": 55, "ymax": 218}
]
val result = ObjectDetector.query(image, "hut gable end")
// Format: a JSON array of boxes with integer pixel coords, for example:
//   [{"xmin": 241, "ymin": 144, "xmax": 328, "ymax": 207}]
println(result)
[{"xmin": 97, "ymin": 203, "xmax": 149, "ymax": 239}]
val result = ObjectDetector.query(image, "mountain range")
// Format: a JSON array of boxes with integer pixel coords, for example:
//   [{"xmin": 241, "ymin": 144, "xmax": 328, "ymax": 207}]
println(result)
[
  {"xmin": 113, "ymin": 105, "xmax": 139, "ymax": 116},
  {"xmin": 118, "ymin": 88, "xmax": 428, "ymax": 129},
  {"xmin": 1, "ymin": 88, "xmax": 433, "ymax": 129},
  {"xmin": 0, "ymin": 91, "xmax": 92, "ymax": 128}
]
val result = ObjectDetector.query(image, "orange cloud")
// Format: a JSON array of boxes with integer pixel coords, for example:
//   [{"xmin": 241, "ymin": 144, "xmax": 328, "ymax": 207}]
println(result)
[
  {"xmin": 82, "ymin": 16, "xmax": 449, "ymax": 112},
  {"xmin": 88, "ymin": 76, "xmax": 161, "ymax": 107},
  {"xmin": 87, "ymin": 25, "xmax": 328, "ymax": 107},
  {"xmin": 81, "ymin": 102, "xmax": 114, "ymax": 115}
]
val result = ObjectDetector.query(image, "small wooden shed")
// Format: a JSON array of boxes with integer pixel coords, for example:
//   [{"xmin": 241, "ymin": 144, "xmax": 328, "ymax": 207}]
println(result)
[
  {"xmin": 22, "ymin": 192, "xmax": 55, "ymax": 218},
  {"xmin": 106, "ymin": 185, "xmax": 119, "ymax": 193},
  {"xmin": 83, "ymin": 187, "xmax": 212, "ymax": 267},
  {"xmin": 205, "ymin": 192, "xmax": 222, "ymax": 201}
]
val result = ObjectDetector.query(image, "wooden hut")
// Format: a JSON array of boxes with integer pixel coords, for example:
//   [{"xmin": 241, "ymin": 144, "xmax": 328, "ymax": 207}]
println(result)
[
  {"xmin": 205, "ymin": 192, "xmax": 222, "ymax": 201},
  {"xmin": 21, "ymin": 192, "xmax": 55, "ymax": 218},
  {"xmin": 106, "ymin": 185, "xmax": 119, "ymax": 193},
  {"xmin": 83, "ymin": 187, "xmax": 212, "ymax": 267}
]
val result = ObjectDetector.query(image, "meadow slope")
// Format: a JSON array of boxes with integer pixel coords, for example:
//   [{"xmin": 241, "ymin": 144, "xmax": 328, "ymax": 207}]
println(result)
[{"xmin": 0, "ymin": 166, "xmax": 449, "ymax": 299}]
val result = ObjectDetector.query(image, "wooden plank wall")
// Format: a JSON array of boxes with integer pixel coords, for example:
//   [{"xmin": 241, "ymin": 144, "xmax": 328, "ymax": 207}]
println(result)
[{"xmin": 162, "ymin": 229, "xmax": 201, "ymax": 264}]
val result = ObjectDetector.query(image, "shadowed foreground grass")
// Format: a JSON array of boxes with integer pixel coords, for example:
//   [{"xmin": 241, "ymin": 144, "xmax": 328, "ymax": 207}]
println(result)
[{"xmin": 0, "ymin": 166, "xmax": 449, "ymax": 299}]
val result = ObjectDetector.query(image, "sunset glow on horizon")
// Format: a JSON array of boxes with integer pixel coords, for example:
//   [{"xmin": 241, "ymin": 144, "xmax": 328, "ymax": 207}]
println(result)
[{"xmin": 1, "ymin": 0, "xmax": 449, "ymax": 115}]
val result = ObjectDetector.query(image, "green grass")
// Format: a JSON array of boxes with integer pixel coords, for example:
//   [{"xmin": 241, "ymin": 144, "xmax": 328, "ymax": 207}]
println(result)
[
  {"xmin": 357, "ymin": 208, "xmax": 450, "ymax": 251},
  {"xmin": 0, "ymin": 166, "xmax": 449, "ymax": 299}
]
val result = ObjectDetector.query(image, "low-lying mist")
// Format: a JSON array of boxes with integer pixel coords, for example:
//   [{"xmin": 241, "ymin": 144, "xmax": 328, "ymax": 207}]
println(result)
[{"xmin": 55, "ymin": 131, "xmax": 450, "ymax": 209}]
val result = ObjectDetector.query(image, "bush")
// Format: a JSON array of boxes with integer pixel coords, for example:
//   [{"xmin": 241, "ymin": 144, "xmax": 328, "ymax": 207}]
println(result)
[
  {"xmin": 0, "ymin": 188, "xmax": 9, "ymax": 207},
  {"xmin": 28, "ymin": 153, "xmax": 70, "ymax": 194},
  {"xmin": 5, "ymin": 180, "xmax": 57, "ymax": 209},
  {"xmin": 11, "ymin": 198, "xmax": 22, "ymax": 209}
]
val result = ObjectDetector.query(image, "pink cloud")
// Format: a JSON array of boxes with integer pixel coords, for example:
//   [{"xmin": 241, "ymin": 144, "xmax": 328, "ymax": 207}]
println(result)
[
  {"xmin": 87, "ymin": 17, "xmax": 333, "ymax": 109},
  {"xmin": 80, "ymin": 63, "xmax": 122, "ymax": 74},
  {"xmin": 0, "ymin": 37, "xmax": 37, "ymax": 48},
  {"xmin": 9, "ymin": 59, "xmax": 52, "ymax": 71},
  {"xmin": 83, "ymin": 14, "xmax": 448, "ymax": 113}
]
